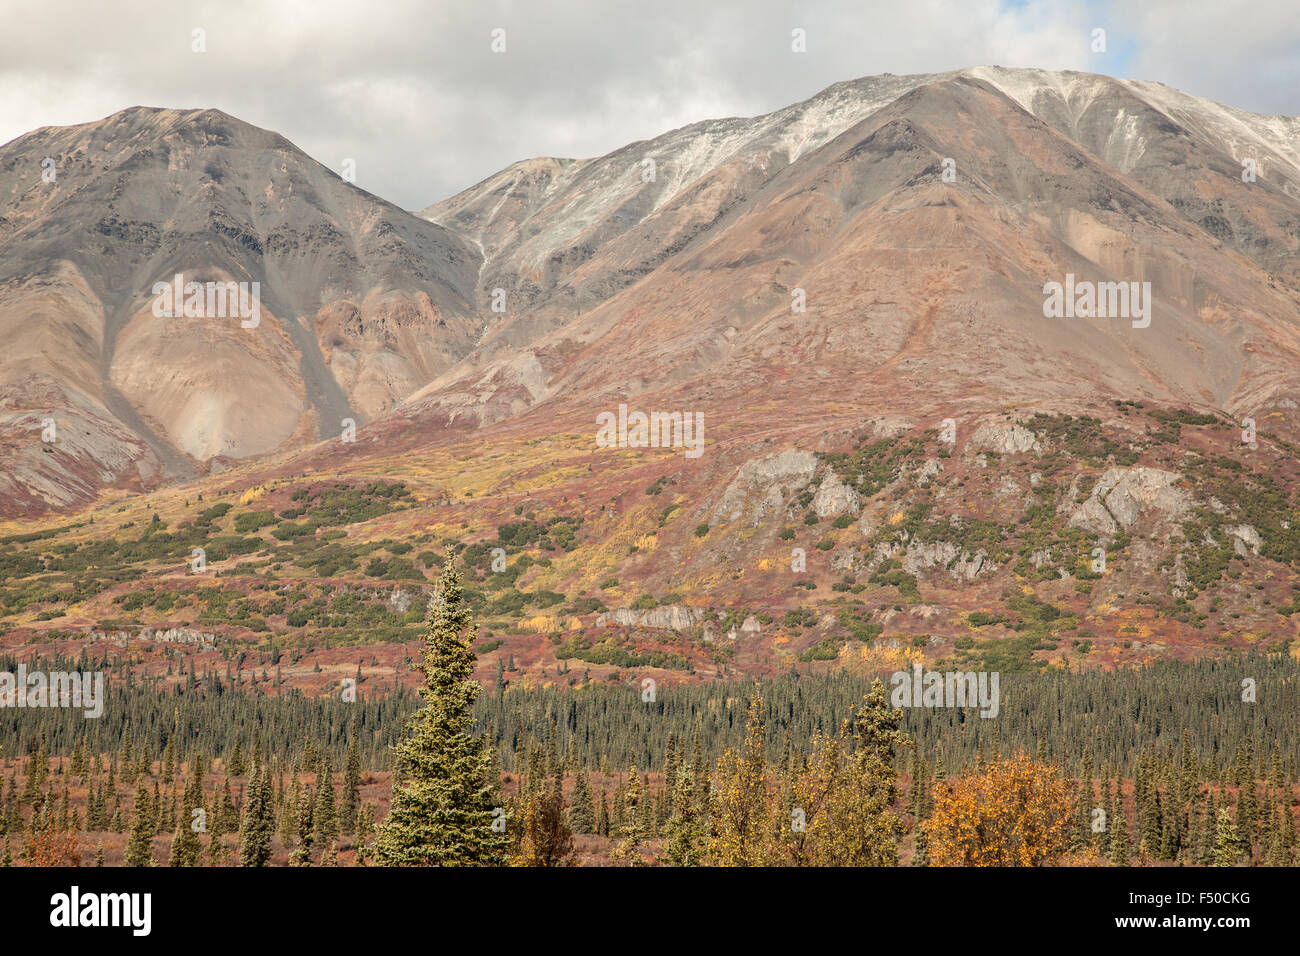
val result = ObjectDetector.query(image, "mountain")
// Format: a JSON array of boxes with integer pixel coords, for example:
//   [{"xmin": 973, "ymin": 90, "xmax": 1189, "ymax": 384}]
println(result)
[
  {"xmin": 3, "ymin": 68, "xmax": 1300, "ymax": 686},
  {"xmin": 408, "ymin": 66, "xmax": 1300, "ymax": 429},
  {"xmin": 0, "ymin": 106, "xmax": 483, "ymax": 514}
]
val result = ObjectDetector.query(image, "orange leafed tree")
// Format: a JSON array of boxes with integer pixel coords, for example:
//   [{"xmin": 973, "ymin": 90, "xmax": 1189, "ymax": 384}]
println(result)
[
  {"xmin": 25, "ymin": 827, "xmax": 83, "ymax": 867},
  {"xmin": 923, "ymin": 752, "xmax": 1074, "ymax": 866}
]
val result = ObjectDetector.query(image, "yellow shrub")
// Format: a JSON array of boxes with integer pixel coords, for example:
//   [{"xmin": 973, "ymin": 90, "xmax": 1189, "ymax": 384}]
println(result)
[{"xmin": 239, "ymin": 485, "xmax": 268, "ymax": 505}]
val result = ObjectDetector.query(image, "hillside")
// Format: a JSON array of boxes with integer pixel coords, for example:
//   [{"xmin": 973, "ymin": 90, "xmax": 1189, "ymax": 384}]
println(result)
[{"xmin": 2, "ymin": 68, "xmax": 1300, "ymax": 687}]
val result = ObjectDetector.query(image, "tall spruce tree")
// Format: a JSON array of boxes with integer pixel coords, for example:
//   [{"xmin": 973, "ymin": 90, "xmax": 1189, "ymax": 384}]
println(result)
[
  {"xmin": 1214, "ymin": 807, "xmax": 1242, "ymax": 867},
  {"xmin": 597, "ymin": 791, "xmax": 610, "ymax": 836},
  {"xmin": 569, "ymin": 770, "xmax": 596, "ymax": 834},
  {"xmin": 375, "ymin": 552, "xmax": 509, "ymax": 866},
  {"xmin": 237, "ymin": 764, "xmax": 275, "ymax": 867},
  {"xmin": 312, "ymin": 754, "xmax": 338, "ymax": 853},
  {"xmin": 289, "ymin": 785, "xmax": 315, "ymax": 867},
  {"xmin": 124, "ymin": 782, "xmax": 155, "ymax": 867},
  {"xmin": 168, "ymin": 769, "xmax": 204, "ymax": 867},
  {"xmin": 340, "ymin": 735, "xmax": 362, "ymax": 836},
  {"xmin": 664, "ymin": 764, "xmax": 704, "ymax": 866}
]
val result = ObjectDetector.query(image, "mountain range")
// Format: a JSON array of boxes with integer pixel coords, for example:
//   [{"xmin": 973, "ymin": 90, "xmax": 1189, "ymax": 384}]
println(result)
[{"xmin": 3, "ymin": 66, "xmax": 1300, "ymax": 683}]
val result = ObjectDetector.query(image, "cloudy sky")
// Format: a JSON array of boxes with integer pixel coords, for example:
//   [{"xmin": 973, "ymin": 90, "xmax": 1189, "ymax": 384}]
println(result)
[{"xmin": 1, "ymin": 0, "xmax": 1296, "ymax": 210}]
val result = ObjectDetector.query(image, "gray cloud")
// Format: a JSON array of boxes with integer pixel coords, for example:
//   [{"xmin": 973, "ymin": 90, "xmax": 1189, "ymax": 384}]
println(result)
[{"xmin": 1, "ymin": 0, "xmax": 1295, "ymax": 210}]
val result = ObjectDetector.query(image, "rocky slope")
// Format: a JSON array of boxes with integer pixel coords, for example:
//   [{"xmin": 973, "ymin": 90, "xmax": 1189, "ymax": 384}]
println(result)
[
  {"xmin": 0, "ymin": 107, "xmax": 483, "ymax": 514},
  {"xmin": 409, "ymin": 66, "xmax": 1300, "ymax": 431}
]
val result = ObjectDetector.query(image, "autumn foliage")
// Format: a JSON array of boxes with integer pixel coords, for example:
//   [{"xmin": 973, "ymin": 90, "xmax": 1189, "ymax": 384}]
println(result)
[
  {"xmin": 25, "ymin": 825, "xmax": 83, "ymax": 867},
  {"xmin": 923, "ymin": 753, "xmax": 1074, "ymax": 866}
]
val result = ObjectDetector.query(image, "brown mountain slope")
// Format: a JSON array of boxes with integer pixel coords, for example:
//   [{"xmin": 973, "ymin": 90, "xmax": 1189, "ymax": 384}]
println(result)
[
  {"xmin": 404, "ymin": 72, "xmax": 1300, "ymax": 435},
  {"xmin": 0, "ymin": 107, "xmax": 483, "ymax": 515}
]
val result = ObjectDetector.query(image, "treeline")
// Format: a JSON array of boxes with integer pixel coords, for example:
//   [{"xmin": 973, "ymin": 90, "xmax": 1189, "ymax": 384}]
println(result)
[
  {"xmin": 503, "ymin": 689, "xmax": 1297, "ymax": 867},
  {"xmin": 1, "ymin": 693, "xmax": 1294, "ymax": 866},
  {"xmin": 6, "ymin": 732, "xmax": 375, "ymax": 867},
  {"xmin": 485, "ymin": 655, "xmax": 1300, "ymax": 782},
  {"xmin": 0, "ymin": 550, "xmax": 1296, "ymax": 866},
  {"xmin": 0, "ymin": 651, "xmax": 1296, "ymax": 789},
  {"xmin": 0, "ymin": 650, "xmax": 401, "ymax": 770}
]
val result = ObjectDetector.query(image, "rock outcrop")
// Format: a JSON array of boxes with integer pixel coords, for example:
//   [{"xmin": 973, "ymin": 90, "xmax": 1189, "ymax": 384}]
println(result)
[
  {"xmin": 87, "ymin": 627, "xmax": 219, "ymax": 648},
  {"xmin": 1228, "ymin": 524, "xmax": 1262, "ymax": 557},
  {"xmin": 1067, "ymin": 467, "xmax": 1192, "ymax": 536},
  {"xmin": 968, "ymin": 421, "xmax": 1042, "ymax": 455},
  {"xmin": 596, "ymin": 605, "xmax": 704, "ymax": 630},
  {"xmin": 812, "ymin": 469, "xmax": 860, "ymax": 517},
  {"xmin": 713, "ymin": 449, "xmax": 818, "ymax": 526}
]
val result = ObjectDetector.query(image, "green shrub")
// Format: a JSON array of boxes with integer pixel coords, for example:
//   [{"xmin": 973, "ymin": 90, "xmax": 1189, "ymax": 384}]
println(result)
[{"xmin": 234, "ymin": 511, "xmax": 279, "ymax": 534}]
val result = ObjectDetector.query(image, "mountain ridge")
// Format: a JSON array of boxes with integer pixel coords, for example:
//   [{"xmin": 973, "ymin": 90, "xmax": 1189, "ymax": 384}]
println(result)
[{"xmin": 2, "ymin": 66, "xmax": 1299, "ymax": 517}]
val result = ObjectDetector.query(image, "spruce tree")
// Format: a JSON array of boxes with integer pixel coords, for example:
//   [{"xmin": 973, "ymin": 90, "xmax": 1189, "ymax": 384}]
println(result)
[
  {"xmin": 340, "ymin": 735, "xmax": 362, "ymax": 836},
  {"xmin": 218, "ymin": 779, "xmax": 239, "ymax": 835},
  {"xmin": 664, "ymin": 764, "xmax": 703, "ymax": 866},
  {"xmin": 312, "ymin": 754, "xmax": 338, "ymax": 853},
  {"xmin": 228, "ymin": 739, "xmax": 246, "ymax": 777},
  {"xmin": 280, "ymin": 774, "xmax": 299, "ymax": 846},
  {"xmin": 289, "ymin": 786, "xmax": 314, "ymax": 867},
  {"xmin": 168, "ymin": 816, "xmax": 200, "ymax": 867},
  {"xmin": 690, "ymin": 732, "xmax": 710, "ymax": 812},
  {"xmin": 1072, "ymin": 779, "xmax": 1092, "ymax": 850},
  {"xmin": 611, "ymin": 778, "xmax": 626, "ymax": 834},
  {"xmin": 1189, "ymin": 790, "xmax": 1214, "ymax": 865},
  {"xmin": 1266, "ymin": 808, "xmax": 1290, "ymax": 866},
  {"xmin": 636, "ymin": 773, "xmax": 656, "ymax": 838},
  {"xmin": 612, "ymin": 764, "xmax": 648, "ymax": 865},
  {"xmin": 597, "ymin": 791, "xmax": 610, "ymax": 836},
  {"xmin": 569, "ymin": 770, "xmax": 596, "ymax": 834},
  {"xmin": 356, "ymin": 803, "xmax": 375, "ymax": 842},
  {"xmin": 169, "ymin": 770, "xmax": 205, "ymax": 867},
  {"xmin": 1269, "ymin": 743, "xmax": 1285, "ymax": 789},
  {"xmin": 913, "ymin": 825, "xmax": 932, "ymax": 867},
  {"xmin": 664, "ymin": 734, "xmax": 680, "ymax": 811},
  {"xmin": 1213, "ymin": 808, "xmax": 1242, "ymax": 867},
  {"xmin": 1109, "ymin": 807, "xmax": 1129, "ymax": 866},
  {"xmin": 125, "ymin": 782, "xmax": 155, "ymax": 867},
  {"xmin": 236, "ymin": 765, "xmax": 275, "ymax": 867},
  {"xmin": 375, "ymin": 553, "xmax": 509, "ymax": 866},
  {"xmin": 1237, "ymin": 779, "xmax": 1258, "ymax": 857}
]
